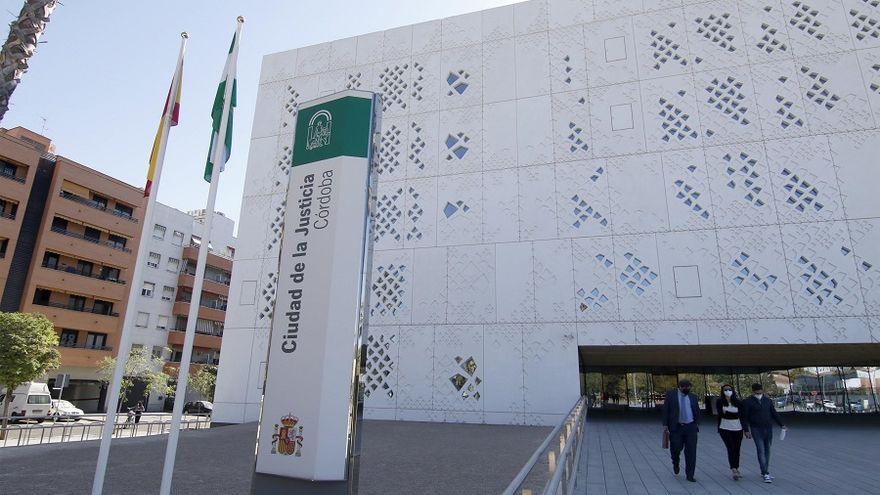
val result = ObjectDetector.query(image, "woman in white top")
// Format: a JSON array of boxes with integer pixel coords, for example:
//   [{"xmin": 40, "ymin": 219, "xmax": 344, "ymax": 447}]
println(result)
[{"xmin": 716, "ymin": 384, "xmax": 746, "ymax": 480}]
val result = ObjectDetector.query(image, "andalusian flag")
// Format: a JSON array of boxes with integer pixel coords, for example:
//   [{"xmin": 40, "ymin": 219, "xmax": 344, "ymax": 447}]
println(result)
[
  {"xmin": 204, "ymin": 31, "xmax": 240, "ymax": 182},
  {"xmin": 145, "ymin": 49, "xmax": 184, "ymax": 197}
]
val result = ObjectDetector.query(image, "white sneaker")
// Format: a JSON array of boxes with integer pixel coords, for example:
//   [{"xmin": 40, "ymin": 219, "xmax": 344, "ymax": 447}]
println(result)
[{"xmin": 763, "ymin": 474, "xmax": 772, "ymax": 483}]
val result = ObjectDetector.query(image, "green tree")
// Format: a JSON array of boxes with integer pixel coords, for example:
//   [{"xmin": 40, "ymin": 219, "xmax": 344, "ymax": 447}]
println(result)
[
  {"xmin": 97, "ymin": 346, "xmax": 171, "ymax": 412},
  {"xmin": 0, "ymin": 312, "xmax": 60, "ymax": 439},
  {"xmin": 188, "ymin": 365, "xmax": 217, "ymax": 401}
]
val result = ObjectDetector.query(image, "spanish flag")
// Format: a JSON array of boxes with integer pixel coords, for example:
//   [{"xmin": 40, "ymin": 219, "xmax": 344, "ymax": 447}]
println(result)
[{"xmin": 145, "ymin": 50, "xmax": 184, "ymax": 197}]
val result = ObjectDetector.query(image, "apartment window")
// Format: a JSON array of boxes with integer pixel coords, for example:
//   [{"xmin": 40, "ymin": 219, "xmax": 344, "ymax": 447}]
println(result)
[
  {"xmin": 107, "ymin": 234, "xmax": 127, "ymax": 250},
  {"xmin": 152, "ymin": 346, "xmax": 165, "ymax": 359},
  {"xmin": 141, "ymin": 281, "xmax": 155, "ymax": 297},
  {"xmin": 114, "ymin": 203, "xmax": 133, "ymax": 218},
  {"xmin": 162, "ymin": 286, "xmax": 174, "ymax": 301},
  {"xmin": 85, "ymin": 332, "xmax": 107, "ymax": 350},
  {"xmin": 166, "ymin": 257, "xmax": 180, "ymax": 272},
  {"xmin": 0, "ymin": 198, "xmax": 17, "ymax": 219},
  {"xmin": 172, "ymin": 230, "xmax": 185, "ymax": 246},
  {"xmin": 100, "ymin": 266, "xmax": 120, "ymax": 282},
  {"xmin": 51, "ymin": 217, "xmax": 68, "ymax": 232},
  {"xmin": 59, "ymin": 329, "xmax": 78, "ymax": 347},
  {"xmin": 136, "ymin": 312, "xmax": 149, "ymax": 327},
  {"xmin": 0, "ymin": 238, "xmax": 8, "ymax": 258},
  {"xmin": 190, "ymin": 235, "xmax": 201, "ymax": 247},
  {"xmin": 91, "ymin": 193, "xmax": 108, "ymax": 209},
  {"xmin": 76, "ymin": 260, "xmax": 94, "ymax": 277},
  {"xmin": 147, "ymin": 252, "xmax": 160, "ymax": 268},
  {"xmin": 1, "ymin": 161, "xmax": 16, "ymax": 177},
  {"xmin": 157, "ymin": 315, "xmax": 169, "ymax": 330},
  {"xmin": 84, "ymin": 226, "xmax": 101, "ymax": 243},
  {"xmin": 42, "ymin": 252, "xmax": 60, "ymax": 269},
  {"xmin": 33, "ymin": 288, "xmax": 51, "ymax": 305},
  {"xmin": 93, "ymin": 299, "xmax": 113, "ymax": 315},
  {"xmin": 226, "ymin": 246, "xmax": 235, "ymax": 258},
  {"xmin": 153, "ymin": 224, "xmax": 167, "ymax": 240},
  {"xmin": 69, "ymin": 295, "xmax": 86, "ymax": 311}
]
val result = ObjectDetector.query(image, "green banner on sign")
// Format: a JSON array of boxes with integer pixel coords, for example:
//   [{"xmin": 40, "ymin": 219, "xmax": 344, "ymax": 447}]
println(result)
[{"xmin": 292, "ymin": 96, "xmax": 373, "ymax": 167}]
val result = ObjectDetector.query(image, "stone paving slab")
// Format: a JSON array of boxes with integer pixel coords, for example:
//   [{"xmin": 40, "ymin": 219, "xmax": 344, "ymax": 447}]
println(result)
[
  {"xmin": 0, "ymin": 419, "xmax": 550, "ymax": 494},
  {"xmin": 576, "ymin": 411, "xmax": 880, "ymax": 495}
]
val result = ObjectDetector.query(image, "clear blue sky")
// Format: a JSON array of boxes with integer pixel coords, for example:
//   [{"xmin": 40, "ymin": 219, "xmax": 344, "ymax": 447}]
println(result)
[{"xmin": 2, "ymin": 0, "xmax": 516, "ymax": 230}]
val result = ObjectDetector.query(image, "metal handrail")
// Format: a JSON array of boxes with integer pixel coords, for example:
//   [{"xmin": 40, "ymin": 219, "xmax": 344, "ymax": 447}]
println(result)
[
  {"xmin": 0, "ymin": 167, "xmax": 25, "ymax": 183},
  {"xmin": 0, "ymin": 209, "xmax": 15, "ymax": 220},
  {"xmin": 50, "ymin": 225, "xmax": 132, "ymax": 253},
  {"xmin": 502, "ymin": 396, "xmax": 588, "ymax": 495},
  {"xmin": 41, "ymin": 261, "xmax": 126, "ymax": 285},
  {"xmin": 59, "ymin": 190, "xmax": 138, "ymax": 223},
  {"xmin": 33, "ymin": 300, "xmax": 119, "ymax": 317},
  {"xmin": 0, "ymin": 413, "xmax": 211, "ymax": 448}
]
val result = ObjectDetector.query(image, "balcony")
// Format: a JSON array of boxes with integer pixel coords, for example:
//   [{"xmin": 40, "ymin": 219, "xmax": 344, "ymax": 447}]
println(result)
[
  {"xmin": 167, "ymin": 328, "xmax": 222, "ymax": 351},
  {"xmin": 171, "ymin": 300, "xmax": 226, "ymax": 323},
  {"xmin": 35, "ymin": 264, "xmax": 127, "ymax": 301},
  {"xmin": 177, "ymin": 272, "xmax": 229, "ymax": 297},
  {"xmin": 59, "ymin": 340, "xmax": 113, "ymax": 352},
  {"xmin": 58, "ymin": 344, "xmax": 114, "ymax": 368},
  {"xmin": 50, "ymin": 225, "xmax": 131, "ymax": 253},
  {"xmin": 0, "ymin": 167, "xmax": 26, "ymax": 184},
  {"xmin": 33, "ymin": 300, "xmax": 119, "ymax": 317},
  {"xmin": 0, "ymin": 208, "xmax": 14, "ymax": 221},
  {"xmin": 42, "ymin": 261, "xmax": 125, "ymax": 285},
  {"xmin": 59, "ymin": 190, "xmax": 137, "ymax": 222},
  {"xmin": 182, "ymin": 245, "xmax": 233, "ymax": 272}
]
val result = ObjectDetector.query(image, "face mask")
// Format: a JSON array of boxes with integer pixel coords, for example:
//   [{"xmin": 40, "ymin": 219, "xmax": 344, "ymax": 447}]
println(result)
[
  {"xmin": 755, "ymin": 393, "xmax": 763, "ymax": 399},
  {"xmin": 681, "ymin": 387, "xmax": 691, "ymax": 394},
  {"xmin": 723, "ymin": 390, "xmax": 733, "ymax": 397}
]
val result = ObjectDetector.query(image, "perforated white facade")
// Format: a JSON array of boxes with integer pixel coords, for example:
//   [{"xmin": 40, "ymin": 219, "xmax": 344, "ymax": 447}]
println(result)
[{"xmin": 214, "ymin": 0, "xmax": 880, "ymax": 426}]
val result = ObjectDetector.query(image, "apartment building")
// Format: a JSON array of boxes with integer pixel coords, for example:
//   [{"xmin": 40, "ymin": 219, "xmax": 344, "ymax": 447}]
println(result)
[
  {"xmin": 130, "ymin": 204, "xmax": 236, "ymax": 411},
  {"xmin": 0, "ymin": 127, "xmax": 144, "ymax": 412}
]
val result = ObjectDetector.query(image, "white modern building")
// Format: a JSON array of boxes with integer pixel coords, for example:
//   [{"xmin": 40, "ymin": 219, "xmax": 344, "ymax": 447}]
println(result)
[
  {"xmin": 131, "ymin": 203, "xmax": 236, "ymax": 410},
  {"xmin": 215, "ymin": 0, "xmax": 880, "ymax": 425}
]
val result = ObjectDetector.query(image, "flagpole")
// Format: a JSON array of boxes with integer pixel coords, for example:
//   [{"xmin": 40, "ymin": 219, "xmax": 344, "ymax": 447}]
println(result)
[
  {"xmin": 158, "ymin": 16, "xmax": 243, "ymax": 495},
  {"xmin": 91, "ymin": 32, "xmax": 188, "ymax": 495}
]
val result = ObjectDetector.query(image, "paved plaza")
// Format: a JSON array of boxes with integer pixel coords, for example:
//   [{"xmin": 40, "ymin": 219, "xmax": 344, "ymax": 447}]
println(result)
[
  {"xmin": 0, "ymin": 419, "xmax": 549, "ymax": 494},
  {"xmin": 578, "ymin": 411, "xmax": 880, "ymax": 495}
]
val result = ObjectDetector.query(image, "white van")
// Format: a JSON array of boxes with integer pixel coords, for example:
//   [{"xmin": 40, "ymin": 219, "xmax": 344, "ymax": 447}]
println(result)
[{"xmin": 0, "ymin": 382, "xmax": 52, "ymax": 422}]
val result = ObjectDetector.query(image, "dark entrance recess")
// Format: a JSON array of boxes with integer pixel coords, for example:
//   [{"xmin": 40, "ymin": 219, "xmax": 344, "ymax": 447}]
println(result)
[{"xmin": 579, "ymin": 344, "xmax": 880, "ymax": 414}]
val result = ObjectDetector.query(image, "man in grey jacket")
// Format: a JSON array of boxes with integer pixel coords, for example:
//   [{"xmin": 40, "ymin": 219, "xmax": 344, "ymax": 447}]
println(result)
[{"xmin": 742, "ymin": 383, "xmax": 788, "ymax": 483}]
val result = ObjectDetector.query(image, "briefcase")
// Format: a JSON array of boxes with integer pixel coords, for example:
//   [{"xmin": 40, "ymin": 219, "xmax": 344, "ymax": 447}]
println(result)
[{"xmin": 662, "ymin": 429, "xmax": 670, "ymax": 449}]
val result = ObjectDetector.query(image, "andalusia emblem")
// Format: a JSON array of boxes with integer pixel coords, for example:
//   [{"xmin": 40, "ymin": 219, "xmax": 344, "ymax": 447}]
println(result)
[
  {"xmin": 270, "ymin": 413, "xmax": 304, "ymax": 456},
  {"xmin": 306, "ymin": 109, "xmax": 332, "ymax": 150}
]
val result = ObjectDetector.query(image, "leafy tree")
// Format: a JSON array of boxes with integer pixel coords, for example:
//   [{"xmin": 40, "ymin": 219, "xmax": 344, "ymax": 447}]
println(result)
[
  {"xmin": 97, "ymin": 346, "xmax": 171, "ymax": 412},
  {"xmin": 0, "ymin": 312, "xmax": 60, "ymax": 439},
  {"xmin": 188, "ymin": 365, "xmax": 217, "ymax": 401}
]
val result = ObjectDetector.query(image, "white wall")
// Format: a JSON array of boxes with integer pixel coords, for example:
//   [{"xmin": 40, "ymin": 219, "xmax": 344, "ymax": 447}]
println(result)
[{"xmin": 215, "ymin": 0, "xmax": 880, "ymax": 426}]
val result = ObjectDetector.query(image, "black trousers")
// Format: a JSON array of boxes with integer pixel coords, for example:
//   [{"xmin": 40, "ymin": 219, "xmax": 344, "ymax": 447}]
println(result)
[
  {"xmin": 669, "ymin": 422, "xmax": 698, "ymax": 478},
  {"xmin": 718, "ymin": 429, "xmax": 743, "ymax": 469}
]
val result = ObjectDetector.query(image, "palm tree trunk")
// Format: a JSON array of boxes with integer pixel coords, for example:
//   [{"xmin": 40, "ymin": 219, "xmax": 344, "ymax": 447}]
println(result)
[{"xmin": 0, "ymin": 0, "xmax": 58, "ymax": 123}]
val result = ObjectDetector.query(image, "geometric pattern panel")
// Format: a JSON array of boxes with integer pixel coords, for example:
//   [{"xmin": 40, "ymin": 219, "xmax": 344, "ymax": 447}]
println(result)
[{"xmin": 718, "ymin": 225, "xmax": 794, "ymax": 318}]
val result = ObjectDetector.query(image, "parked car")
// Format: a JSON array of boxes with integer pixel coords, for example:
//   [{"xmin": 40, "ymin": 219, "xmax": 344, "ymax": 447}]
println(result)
[
  {"xmin": 0, "ymin": 382, "xmax": 52, "ymax": 422},
  {"xmin": 50, "ymin": 399, "xmax": 84, "ymax": 421},
  {"xmin": 821, "ymin": 400, "xmax": 838, "ymax": 411},
  {"xmin": 182, "ymin": 401, "xmax": 213, "ymax": 415}
]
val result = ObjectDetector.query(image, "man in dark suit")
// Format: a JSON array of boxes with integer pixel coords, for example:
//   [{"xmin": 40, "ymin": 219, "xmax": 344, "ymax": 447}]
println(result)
[{"xmin": 662, "ymin": 379, "xmax": 701, "ymax": 482}]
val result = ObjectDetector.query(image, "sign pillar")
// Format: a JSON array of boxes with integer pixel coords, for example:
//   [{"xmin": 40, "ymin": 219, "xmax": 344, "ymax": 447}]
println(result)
[{"xmin": 252, "ymin": 90, "xmax": 379, "ymax": 494}]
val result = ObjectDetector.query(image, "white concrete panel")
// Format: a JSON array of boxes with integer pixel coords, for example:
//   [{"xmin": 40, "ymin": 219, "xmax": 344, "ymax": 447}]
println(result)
[
  {"xmin": 328, "ymin": 37, "xmax": 357, "ymax": 70},
  {"xmin": 483, "ymin": 324, "xmax": 525, "ymax": 415},
  {"xmin": 765, "ymin": 136, "xmax": 844, "ymax": 224},
  {"xmin": 662, "ymin": 148, "xmax": 715, "ymax": 231},
  {"xmin": 439, "ymin": 107, "xmax": 483, "ymax": 175},
  {"xmin": 396, "ymin": 325, "xmax": 435, "ymax": 410},
  {"xmin": 551, "ymin": 90, "xmax": 593, "ymax": 162},
  {"xmin": 549, "ymin": 0, "xmax": 594, "ymax": 29},
  {"xmin": 523, "ymin": 323, "xmax": 579, "ymax": 414},
  {"xmin": 683, "ymin": 1, "xmax": 748, "ymax": 71},
  {"xmin": 373, "ymin": 180, "xmax": 406, "ymax": 251},
  {"xmin": 577, "ymin": 321, "xmax": 637, "ymax": 345},
  {"xmin": 608, "ymin": 153, "xmax": 669, "ymax": 235},
  {"xmin": 447, "ymin": 244, "xmax": 497, "ymax": 323},
  {"xmin": 260, "ymin": 49, "xmax": 298, "ymax": 84},
  {"xmin": 411, "ymin": 247, "xmax": 448, "ymax": 324},
  {"xmin": 410, "ymin": 53, "xmax": 441, "ymax": 115},
  {"xmin": 516, "ymin": 96, "xmax": 554, "ymax": 166},
  {"xmin": 482, "ymin": 5, "xmax": 515, "ymax": 41},
  {"xmin": 635, "ymin": 320, "xmax": 699, "ymax": 345},
  {"xmin": 483, "ymin": 100, "xmax": 518, "ymax": 170},
  {"xmin": 814, "ymin": 317, "xmax": 872, "ymax": 344},
  {"xmin": 633, "ymin": 8, "xmax": 693, "ymax": 79},
  {"xmin": 747, "ymin": 318, "xmax": 817, "ymax": 344},
  {"xmin": 406, "ymin": 111, "xmax": 440, "ymax": 178},
  {"xmin": 369, "ymin": 250, "xmax": 414, "ymax": 325},
  {"xmin": 436, "ymin": 172, "xmax": 482, "ymax": 246},
  {"xmin": 412, "ymin": 20, "xmax": 442, "ymax": 55},
  {"xmin": 482, "ymin": 38, "xmax": 517, "ymax": 104},
  {"xmin": 614, "ymin": 233, "xmax": 665, "ymax": 321},
  {"xmin": 518, "ymin": 164, "xmax": 557, "ymax": 241},
  {"xmin": 363, "ymin": 326, "xmax": 399, "ymax": 410},
  {"xmin": 589, "ymin": 81, "xmax": 648, "ymax": 156},
  {"xmin": 641, "ymin": 73, "xmax": 705, "ymax": 152},
  {"xmin": 403, "ymin": 177, "xmax": 438, "ymax": 249},
  {"xmin": 704, "ymin": 142, "xmax": 779, "ymax": 228},
  {"xmin": 657, "ymin": 229, "xmax": 727, "ymax": 319},
  {"xmin": 496, "ymin": 242, "xmax": 536, "ymax": 322},
  {"xmin": 584, "ymin": 17, "xmax": 639, "ymax": 88},
  {"xmin": 482, "ymin": 169, "xmax": 520, "ymax": 244},
  {"xmin": 698, "ymin": 319, "xmax": 748, "ymax": 345},
  {"xmin": 829, "ymin": 130, "xmax": 880, "ymax": 219},
  {"xmin": 848, "ymin": 218, "xmax": 880, "ymax": 315},
  {"xmin": 440, "ymin": 47, "xmax": 482, "ymax": 110},
  {"xmin": 442, "ymin": 11, "xmax": 482, "ymax": 49},
  {"xmin": 533, "ymin": 239, "xmax": 576, "ymax": 322},
  {"xmin": 515, "ymin": 32, "xmax": 551, "ymax": 98},
  {"xmin": 572, "ymin": 236, "xmax": 621, "ymax": 321},
  {"xmin": 515, "ymin": 0, "xmax": 550, "ymax": 35},
  {"xmin": 433, "ymin": 325, "xmax": 483, "ymax": 414},
  {"xmin": 555, "ymin": 159, "xmax": 612, "ymax": 238},
  {"xmin": 549, "ymin": 26, "xmax": 588, "ymax": 93}
]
